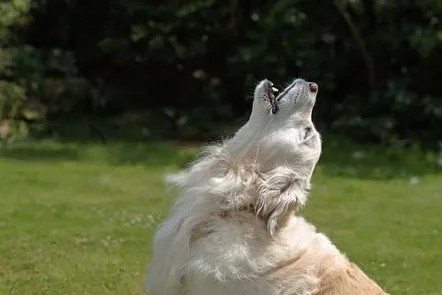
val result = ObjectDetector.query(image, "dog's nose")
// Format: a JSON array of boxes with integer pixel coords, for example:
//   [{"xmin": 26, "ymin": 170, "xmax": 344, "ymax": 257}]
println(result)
[{"xmin": 308, "ymin": 82, "xmax": 318, "ymax": 93}]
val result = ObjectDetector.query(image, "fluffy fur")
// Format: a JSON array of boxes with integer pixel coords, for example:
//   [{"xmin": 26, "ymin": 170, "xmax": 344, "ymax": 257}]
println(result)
[{"xmin": 145, "ymin": 79, "xmax": 388, "ymax": 295}]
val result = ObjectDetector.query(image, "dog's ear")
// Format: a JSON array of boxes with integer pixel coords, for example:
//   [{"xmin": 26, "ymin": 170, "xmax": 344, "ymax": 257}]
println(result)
[{"xmin": 256, "ymin": 167, "xmax": 310, "ymax": 236}]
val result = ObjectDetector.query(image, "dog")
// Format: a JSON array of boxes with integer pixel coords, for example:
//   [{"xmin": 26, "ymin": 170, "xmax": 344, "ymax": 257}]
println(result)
[{"xmin": 145, "ymin": 78, "xmax": 388, "ymax": 295}]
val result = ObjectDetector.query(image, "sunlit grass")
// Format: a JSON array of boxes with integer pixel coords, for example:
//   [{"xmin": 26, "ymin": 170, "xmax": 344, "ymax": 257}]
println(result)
[{"xmin": 0, "ymin": 139, "xmax": 440, "ymax": 294}]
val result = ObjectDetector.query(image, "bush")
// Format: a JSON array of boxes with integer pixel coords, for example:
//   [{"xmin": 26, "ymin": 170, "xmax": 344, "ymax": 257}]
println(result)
[{"xmin": 1, "ymin": 0, "xmax": 441, "ymax": 146}]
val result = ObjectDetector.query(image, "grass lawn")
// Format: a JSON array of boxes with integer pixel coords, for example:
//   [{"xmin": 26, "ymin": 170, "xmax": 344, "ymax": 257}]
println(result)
[{"xmin": 0, "ymin": 139, "xmax": 441, "ymax": 294}]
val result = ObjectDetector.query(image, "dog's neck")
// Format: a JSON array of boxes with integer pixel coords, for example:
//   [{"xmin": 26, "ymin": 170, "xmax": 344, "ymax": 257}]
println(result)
[{"xmin": 223, "ymin": 115, "xmax": 319, "ymax": 178}]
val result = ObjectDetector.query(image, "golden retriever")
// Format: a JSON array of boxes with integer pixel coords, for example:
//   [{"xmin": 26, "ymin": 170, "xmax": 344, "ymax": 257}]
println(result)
[{"xmin": 146, "ymin": 78, "xmax": 388, "ymax": 295}]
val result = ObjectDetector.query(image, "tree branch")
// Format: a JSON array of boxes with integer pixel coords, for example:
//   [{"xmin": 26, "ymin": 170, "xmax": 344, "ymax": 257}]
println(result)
[{"xmin": 334, "ymin": 2, "xmax": 376, "ymax": 92}]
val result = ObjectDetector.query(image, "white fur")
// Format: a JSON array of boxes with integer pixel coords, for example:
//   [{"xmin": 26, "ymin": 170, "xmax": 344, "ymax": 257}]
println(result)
[{"xmin": 145, "ymin": 79, "xmax": 344, "ymax": 295}]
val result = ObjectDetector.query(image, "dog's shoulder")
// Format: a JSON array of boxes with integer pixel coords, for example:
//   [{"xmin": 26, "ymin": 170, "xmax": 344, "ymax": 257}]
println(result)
[{"xmin": 314, "ymin": 262, "xmax": 388, "ymax": 295}]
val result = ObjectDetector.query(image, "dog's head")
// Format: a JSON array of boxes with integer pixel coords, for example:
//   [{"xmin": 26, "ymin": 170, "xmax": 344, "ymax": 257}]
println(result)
[
  {"xmin": 229, "ymin": 78, "xmax": 321, "ymax": 178},
  {"xmin": 223, "ymin": 78, "xmax": 322, "ymax": 235}
]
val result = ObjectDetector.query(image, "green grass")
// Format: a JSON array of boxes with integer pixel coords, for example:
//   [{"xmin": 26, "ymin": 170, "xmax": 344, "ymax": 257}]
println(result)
[{"xmin": 0, "ymin": 139, "xmax": 441, "ymax": 294}]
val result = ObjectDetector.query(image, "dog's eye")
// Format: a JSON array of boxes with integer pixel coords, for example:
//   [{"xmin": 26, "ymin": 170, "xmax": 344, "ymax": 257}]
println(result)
[{"xmin": 304, "ymin": 127, "xmax": 312, "ymax": 140}]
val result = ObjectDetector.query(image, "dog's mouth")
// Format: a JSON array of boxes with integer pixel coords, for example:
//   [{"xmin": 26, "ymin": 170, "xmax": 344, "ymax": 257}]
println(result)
[
  {"xmin": 265, "ymin": 81, "xmax": 280, "ymax": 114},
  {"xmin": 264, "ymin": 79, "xmax": 318, "ymax": 114}
]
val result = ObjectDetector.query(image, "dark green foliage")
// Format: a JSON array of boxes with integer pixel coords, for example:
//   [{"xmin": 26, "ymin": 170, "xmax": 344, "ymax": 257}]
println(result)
[{"xmin": 0, "ymin": 0, "xmax": 441, "ymax": 146}]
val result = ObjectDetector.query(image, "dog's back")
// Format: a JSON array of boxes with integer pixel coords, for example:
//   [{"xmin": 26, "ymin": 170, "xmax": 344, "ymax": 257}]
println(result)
[{"xmin": 177, "ymin": 212, "xmax": 387, "ymax": 295}]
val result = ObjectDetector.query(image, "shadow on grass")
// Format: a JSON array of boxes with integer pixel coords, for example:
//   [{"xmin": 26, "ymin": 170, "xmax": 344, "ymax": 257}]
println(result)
[
  {"xmin": 0, "ymin": 138, "xmax": 439, "ymax": 179},
  {"xmin": 318, "ymin": 137, "xmax": 441, "ymax": 180},
  {"xmin": 0, "ymin": 143, "xmax": 80, "ymax": 162},
  {"xmin": 103, "ymin": 141, "xmax": 197, "ymax": 167},
  {"xmin": 0, "ymin": 140, "xmax": 197, "ymax": 168}
]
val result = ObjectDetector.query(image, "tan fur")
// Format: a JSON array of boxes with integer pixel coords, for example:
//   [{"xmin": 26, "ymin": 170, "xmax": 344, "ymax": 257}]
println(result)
[
  {"xmin": 315, "ymin": 262, "xmax": 387, "ymax": 295},
  {"xmin": 267, "ymin": 246, "xmax": 388, "ymax": 295}
]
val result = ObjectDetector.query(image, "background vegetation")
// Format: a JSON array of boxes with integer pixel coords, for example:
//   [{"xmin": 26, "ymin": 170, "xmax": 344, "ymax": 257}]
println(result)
[{"xmin": 1, "ymin": 0, "xmax": 441, "ymax": 146}]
